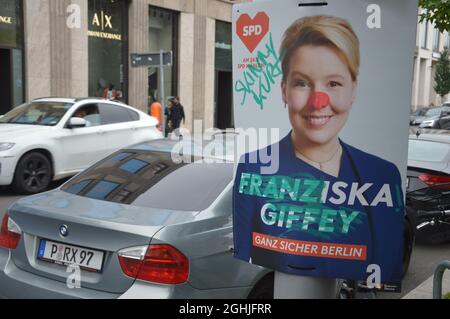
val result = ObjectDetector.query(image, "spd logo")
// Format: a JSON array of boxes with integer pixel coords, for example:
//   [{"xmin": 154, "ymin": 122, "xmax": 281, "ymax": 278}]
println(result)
[{"xmin": 236, "ymin": 12, "xmax": 269, "ymax": 53}]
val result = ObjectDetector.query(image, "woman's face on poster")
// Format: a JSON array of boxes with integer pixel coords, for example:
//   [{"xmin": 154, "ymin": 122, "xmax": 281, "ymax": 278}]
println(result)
[{"xmin": 282, "ymin": 45, "xmax": 357, "ymax": 146}]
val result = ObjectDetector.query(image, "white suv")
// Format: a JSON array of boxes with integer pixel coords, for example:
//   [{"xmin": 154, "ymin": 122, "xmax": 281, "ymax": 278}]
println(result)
[{"xmin": 0, "ymin": 97, "xmax": 162, "ymax": 194}]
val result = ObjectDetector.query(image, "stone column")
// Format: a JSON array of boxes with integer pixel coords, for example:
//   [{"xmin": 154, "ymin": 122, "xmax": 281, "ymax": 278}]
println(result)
[
  {"xmin": 24, "ymin": 0, "xmax": 88, "ymax": 100},
  {"xmin": 411, "ymin": 56, "xmax": 420, "ymax": 110},
  {"xmin": 49, "ymin": 0, "xmax": 72, "ymax": 96},
  {"xmin": 423, "ymin": 58, "xmax": 433, "ymax": 107},
  {"xmin": 192, "ymin": 0, "xmax": 208, "ymax": 130},
  {"xmin": 70, "ymin": 0, "xmax": 88, "ymax": 97},
  {"xmin": 178, "ymin": 12, "xmax": 195, "ymax": 132},
  {"xmin": 204, "ymin": 17, "xmax": 215, "ymax": 130},
  {"xmin": 128, "ymin": 0, "xmax": 149, "ymax": 112},
  {"xmin": 24, "ymin": 0, "xmax": 52, "ymax": 100}
]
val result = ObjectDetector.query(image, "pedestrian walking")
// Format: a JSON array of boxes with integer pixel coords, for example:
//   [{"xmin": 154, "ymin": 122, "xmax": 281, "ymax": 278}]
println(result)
[
  {"xmin": 171, "ymin": 96, "xmax": 186, "ymax": 131},
  {"xmin": 149, "ymin": 99, "xmax": 163, "ymax": 132},
  {"xmin": 165, "ymin": 99, "xmax": 174, "ymax": 137}
]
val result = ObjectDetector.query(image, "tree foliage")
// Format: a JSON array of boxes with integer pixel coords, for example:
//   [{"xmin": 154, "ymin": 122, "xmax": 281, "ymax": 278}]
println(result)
[
  {"xmin": 434, "ymin": 49, "xmax": 450, "ymax": 98},
  {"xmin": 419, "ymin": 0, "xmax": 450, "ymax": 33}
]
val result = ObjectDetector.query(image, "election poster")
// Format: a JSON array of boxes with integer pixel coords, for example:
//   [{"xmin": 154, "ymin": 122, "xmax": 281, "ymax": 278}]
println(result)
[{"xmin": 232, "ymin": 0, "xmax": 418, "ymax": 291}]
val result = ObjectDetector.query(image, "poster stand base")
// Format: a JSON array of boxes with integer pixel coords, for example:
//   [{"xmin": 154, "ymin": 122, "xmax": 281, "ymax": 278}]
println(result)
[{"xmin": 274, "ymin": 271, "xmax": 338, "ymax": 299}]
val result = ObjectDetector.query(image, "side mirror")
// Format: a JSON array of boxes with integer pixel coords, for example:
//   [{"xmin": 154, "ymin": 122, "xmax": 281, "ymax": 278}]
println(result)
[{"xmin": 68, "ymin": 117, "xmax": 87, "ymax": 128}]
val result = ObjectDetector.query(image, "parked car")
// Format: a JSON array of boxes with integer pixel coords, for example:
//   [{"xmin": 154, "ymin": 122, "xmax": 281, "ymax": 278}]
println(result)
[
  {"xmin": 0, "ymin": 97, "xmax": 162, "ymax": 194},
  {"xmin": 407, "ymin": 133, "xmax": 450, "ymax": 244},
  {"xmin": 0, "ymin": 136, "xmax": 414, "ymax": 298},
  {"xmin": 410, "ymin": 107, "xmax": 430, "ymax": 126},
  {"xmin": 419, "ymin": 106, "xmax": 450, "ymax": 129},
  {"xmin": 0, "ymin": 137, "xmax": 273, "ymax": 299}
]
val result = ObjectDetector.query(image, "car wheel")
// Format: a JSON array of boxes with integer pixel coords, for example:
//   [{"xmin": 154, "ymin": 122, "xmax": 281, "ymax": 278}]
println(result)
[
  {"xmin": 402, "ymin": 218, "xmax": 414, "ymax": 277},
  {"xmin": 247, "ymin": 273, "xmax": 274, "ymax": 299},
  {"xmin": 12, "ymin": 152, "xmax": 52, "ymax": 195}
]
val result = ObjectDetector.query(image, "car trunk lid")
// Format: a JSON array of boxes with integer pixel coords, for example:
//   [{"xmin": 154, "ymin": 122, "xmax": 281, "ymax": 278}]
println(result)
[{"xmin": 7, "ymin": 190, "xmax": 198, "ymax": 294}]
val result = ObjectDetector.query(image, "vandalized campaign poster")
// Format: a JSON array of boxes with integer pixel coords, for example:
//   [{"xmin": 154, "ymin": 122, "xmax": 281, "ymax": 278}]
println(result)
[{"xmin": 232, "ymin": 0, "xmax": 418, "ymax": 290}]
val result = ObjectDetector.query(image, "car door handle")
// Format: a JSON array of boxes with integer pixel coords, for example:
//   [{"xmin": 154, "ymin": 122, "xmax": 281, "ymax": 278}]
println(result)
[{"xmin": 97, "ymin": 130, "xmax": 105, "ymax": 135}]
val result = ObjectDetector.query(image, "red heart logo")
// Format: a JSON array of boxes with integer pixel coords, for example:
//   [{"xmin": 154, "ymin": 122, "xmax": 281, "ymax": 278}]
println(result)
[{"xmin": 236, "ymin": 12, "xmax": 269, "ymax": 53}]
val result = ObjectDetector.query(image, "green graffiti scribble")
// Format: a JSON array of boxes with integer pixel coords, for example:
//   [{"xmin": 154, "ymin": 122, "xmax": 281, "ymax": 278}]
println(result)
[{"xmin": 234, "ymin": 32, "xmax": 282, "ymax": 110}]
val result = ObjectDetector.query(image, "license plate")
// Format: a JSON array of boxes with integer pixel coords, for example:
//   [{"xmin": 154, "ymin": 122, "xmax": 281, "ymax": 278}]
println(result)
[{"xmin": 37, "ymin": 239, "xmax": 104, "ymax": 272}]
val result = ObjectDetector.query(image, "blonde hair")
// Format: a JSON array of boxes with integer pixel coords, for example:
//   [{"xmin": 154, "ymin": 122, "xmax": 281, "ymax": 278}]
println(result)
[{"xmin": 280, "ymin": 15, "xmax": 360, "ymax": 81}]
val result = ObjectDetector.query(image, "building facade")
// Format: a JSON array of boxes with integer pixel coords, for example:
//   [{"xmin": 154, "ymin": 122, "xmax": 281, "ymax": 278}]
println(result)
[
  {"xmin": 0, "ymin": 0, "xmax": 242, "ymax": 132},
  {"xmin": 412, "ymin": 10, "xmax": 450, "ymax": 110},
  {"xmin": 3, "ymin": 1, "xmax": 447, "ymax": 124}
]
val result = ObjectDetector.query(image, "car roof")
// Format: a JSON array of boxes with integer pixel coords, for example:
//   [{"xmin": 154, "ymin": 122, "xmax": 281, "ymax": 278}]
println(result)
[
  {"xmin": 32, "ymin": 97, "xmax": 127, "ymax": 105},
  {"xmin": 31, "ymin": 97, "xmax": 137, "ymax": 110},
  {"xmin": 32, "ymin": 97, "xmax": 77, "ymax": 103},
  {"xmin": 129, "ymin": 134, "xmax": 238, "ymax": 162},
  {"xmin": 409, "ymin": 132, "xmax": 450, "ymax": 144}
]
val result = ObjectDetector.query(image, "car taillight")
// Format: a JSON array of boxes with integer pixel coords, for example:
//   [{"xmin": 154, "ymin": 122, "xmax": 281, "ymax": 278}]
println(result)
[
  {"xmin": 0, "ymin": 214, "xmax": 22, "ymax": 249},
  {"xmin": 118, "ymin": 244, "xmax": 189, "ymax": 285},
  {"xmin": 418, "ymin": 174, "xmax": 450, "ymax": 189}
]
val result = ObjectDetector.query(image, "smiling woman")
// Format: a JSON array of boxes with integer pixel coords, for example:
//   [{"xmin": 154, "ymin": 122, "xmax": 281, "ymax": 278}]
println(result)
[{"xmin": 280, "ymin": 15, "xmax": 359, "ymax": 177}]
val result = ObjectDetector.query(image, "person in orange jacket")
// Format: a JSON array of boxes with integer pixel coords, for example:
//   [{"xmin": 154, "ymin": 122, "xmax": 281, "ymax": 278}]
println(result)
[{"xmin": 149, "ymin": 100, "xmax": 163, "ymax": 131}]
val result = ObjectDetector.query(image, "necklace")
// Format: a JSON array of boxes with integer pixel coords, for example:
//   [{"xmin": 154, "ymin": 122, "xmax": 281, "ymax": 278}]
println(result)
[{"xmin": 294, "ymin": 144, "xmax": 343, "ymax": 172}]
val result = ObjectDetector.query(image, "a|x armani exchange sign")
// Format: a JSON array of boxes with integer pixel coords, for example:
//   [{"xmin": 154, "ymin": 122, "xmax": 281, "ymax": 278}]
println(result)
[
  {"xmin": 91, "ymin": 10, "xmax": 112, "ymax": 30},
  {"xmin": 89, "ymin": 10, "xmax": 121, "ymax": 41},
  {"xmin": 0, "ymin": 16, "xmax": 13, "ymax": 24}
]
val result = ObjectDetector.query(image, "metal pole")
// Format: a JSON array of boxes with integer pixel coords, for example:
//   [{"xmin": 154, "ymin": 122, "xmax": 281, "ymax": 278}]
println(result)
[
  {"xmin": 433, "ymin": 260, "xmax": 450, "ymax": 299},
  {"xmin": 160, "ymin": 50, "xmax": 166, "ymax": 137},
  {"xmin": 274, "ymin": 271, "xmax": 338, "ymax": 299}
]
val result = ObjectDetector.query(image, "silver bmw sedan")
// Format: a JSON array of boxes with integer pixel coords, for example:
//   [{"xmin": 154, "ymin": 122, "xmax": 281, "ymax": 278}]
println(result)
[{"xmin": 0, "ymin": 137, "xmax": 272, "ymax": 299}]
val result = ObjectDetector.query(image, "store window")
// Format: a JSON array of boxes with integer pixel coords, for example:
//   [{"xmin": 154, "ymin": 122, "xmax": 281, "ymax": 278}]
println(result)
[
  {"xmin": 0, "ymin": 0, "xmax": 24, "ymax": 114},
  {"xmin": 148, "ymin": 6, "xmax": 178, "ymax": 106},
  {"xmin": 88, "ymin": 0, "xmax": 128, "ymax": 101},
  {"xmin": 0, "ymin": 0, "xmax": 22, "ymax": 48},
  {"xmin": 215, "ymin": 21, "xmax": 233, "ymax": 129},
  {"xmin": 215, "ymin": 21, "xmax": 232, "ymax": 71},
  {"xmin": 420, "ymin": 21, "xmax": 428, "ymax": 49},
  {"xmin": 433, "ymin": 28, "xmax": 440, "ymax": 52}
]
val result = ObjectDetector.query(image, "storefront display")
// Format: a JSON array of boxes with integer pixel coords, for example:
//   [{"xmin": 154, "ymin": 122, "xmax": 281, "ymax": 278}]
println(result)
[{"xmin": 88, "ymin": 0, "xmax": 128, "ymax": 100}]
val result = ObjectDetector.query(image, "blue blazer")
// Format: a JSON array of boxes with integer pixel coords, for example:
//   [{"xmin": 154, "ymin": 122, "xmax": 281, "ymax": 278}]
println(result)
[{"xmin": 233, "ymin": 132, "xmax": 404, "ymax": 285}]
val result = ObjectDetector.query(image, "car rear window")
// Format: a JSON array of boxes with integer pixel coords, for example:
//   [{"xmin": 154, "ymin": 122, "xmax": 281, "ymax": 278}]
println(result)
[
  {"xmin": 408, "ymin": 139, "xmax": 450, "ymax": 162},
  {"xmin": 62, "ymin": 150, "xmax": 233, "ymax": 211},
  {"xmin": 127, "ymin": 109, "xmax": 140, "ymax": 121}
]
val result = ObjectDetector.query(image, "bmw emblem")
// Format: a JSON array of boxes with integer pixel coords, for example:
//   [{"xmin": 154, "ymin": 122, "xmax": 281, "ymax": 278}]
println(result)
[{"xmin": 59, "ymin": 225, "xmax": 69, "ymax": 237}]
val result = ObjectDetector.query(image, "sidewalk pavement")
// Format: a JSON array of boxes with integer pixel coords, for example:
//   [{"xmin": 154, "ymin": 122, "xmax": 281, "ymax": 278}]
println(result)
[{"xmin": 402, "ymin": 271, "xmax": 450, "ymax": 299}]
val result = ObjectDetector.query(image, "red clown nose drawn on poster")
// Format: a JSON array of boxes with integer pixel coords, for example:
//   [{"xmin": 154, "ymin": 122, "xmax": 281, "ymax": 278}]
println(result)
[{"xmin": 308, "ymin": 92, "xmax": 330, "ymax": 110}]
